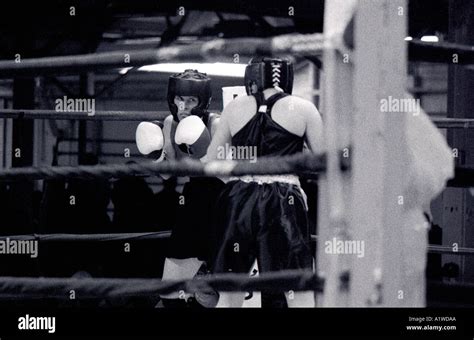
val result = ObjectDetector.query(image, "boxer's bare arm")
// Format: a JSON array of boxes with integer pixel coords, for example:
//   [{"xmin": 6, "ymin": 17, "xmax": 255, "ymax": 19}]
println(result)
[
  {"xmin": 160, "ymin": 115, "xmax": 175, "ymax": 180},
  {"xmin": 206, "ymin": 103, "xmax": 234, "ymax": 162},
  {"xmin": 163, "ymin": 115, "xmax": 176, "ymax": 160},
  {"xmin": 210, "ymin": 114, "xmax": 221, "ymax": 138},
  {"xmin": 302, "ymin": 101, "xmax": 324, "ymax": 154}
]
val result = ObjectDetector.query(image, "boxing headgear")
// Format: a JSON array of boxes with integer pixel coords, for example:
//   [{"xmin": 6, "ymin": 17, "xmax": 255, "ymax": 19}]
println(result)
[
  {"xmin": 167, "ymin": 69, "xmax": 212, "ymax": 122},
  {"xmin": 244, "ymin": 57, "xmax": 294, "ymax": 95}
]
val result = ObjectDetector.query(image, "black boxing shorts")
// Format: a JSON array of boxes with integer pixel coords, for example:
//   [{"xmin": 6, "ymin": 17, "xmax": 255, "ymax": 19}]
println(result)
[{"xmin": 210, "ymin": 179, "xmax": 312, "ymax": 276}]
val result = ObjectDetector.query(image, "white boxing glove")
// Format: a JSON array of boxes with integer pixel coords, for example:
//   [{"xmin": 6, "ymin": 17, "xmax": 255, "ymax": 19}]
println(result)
[
  {"xmin": 174, "ymin": 115, "xmax": 211, "ymax": 159},
  {"xmin": 136, "ymin": 121, "xmax": 165, "ymax": 162}
]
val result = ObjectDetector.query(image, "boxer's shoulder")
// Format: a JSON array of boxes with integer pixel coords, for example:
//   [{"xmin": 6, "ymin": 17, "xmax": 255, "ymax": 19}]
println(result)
[
  {"xmin": 207, "ymin": 112, "xmax": 220, "ymax": 134},
  {"xmin": 276, "ymin": 95, "xmax": 320, "ymax": 118},
  {"xmin": 208, "ymin": 112, "xmax": 220, "ymax": 122},
  {"xmin": 277, "ymin": 94, "xmax": 314, "ymax": 109},
  {"xmin": 223, "ymin": 95, "xmax": 255, "ymax": 117}
]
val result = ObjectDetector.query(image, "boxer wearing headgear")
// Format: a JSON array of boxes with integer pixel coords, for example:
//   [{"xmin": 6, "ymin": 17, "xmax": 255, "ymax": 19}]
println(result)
[
  {"xmin": 244, "ymin": 57, "xmax": 294, "ymax": 96},
  {"xmin": 165, "ymin": 70, "xmax": 219, "ymax": 161},
  {"xmin": 168, "ymin": 69, "xmax": 212, "ymax": 123},
  {"xmin": 205, "ymin": 57, "xmax": 324, "ymax": 308},
  {"xmin": 135, "ymin": 69, "xmax": 224, "ymax": 308}
]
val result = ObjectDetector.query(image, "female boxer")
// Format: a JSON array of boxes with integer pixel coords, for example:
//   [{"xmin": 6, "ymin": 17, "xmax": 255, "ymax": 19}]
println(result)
[
  {"xmin": 136, "ymin": 69, "xmax": 224, "ymax": 307},
  {"xmin": 206, "ymin": 57, "xmax": 324, "ymax": 307}
]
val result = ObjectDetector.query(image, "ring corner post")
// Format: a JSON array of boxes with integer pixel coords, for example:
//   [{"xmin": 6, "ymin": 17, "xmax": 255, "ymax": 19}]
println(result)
[
  {"xmin": 351, "ymin": 0, "xmax": 412, "ymax": 307},
  {"xmin": 317, "ymin": 0, "xmax": 356, "ymax": 307}
]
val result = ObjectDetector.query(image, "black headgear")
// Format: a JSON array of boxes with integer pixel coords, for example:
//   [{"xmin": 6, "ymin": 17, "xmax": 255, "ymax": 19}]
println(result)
[
  {"xmin": 244, "ymin": 57, "xmax": 294, "ymax": 95},
  {"xmin": 167, "ymin": 69, "xmax": 212, "ymax": 122}
]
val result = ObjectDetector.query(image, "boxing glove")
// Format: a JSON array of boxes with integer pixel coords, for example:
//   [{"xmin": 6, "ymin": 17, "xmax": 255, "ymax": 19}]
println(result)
[
  {"xmin": 136, "ymin": 121, "xmax": 165, "ymax": 162},
  {"xmin": 174, "ymin": 115, "xmax": 211, "ymax": 159}
]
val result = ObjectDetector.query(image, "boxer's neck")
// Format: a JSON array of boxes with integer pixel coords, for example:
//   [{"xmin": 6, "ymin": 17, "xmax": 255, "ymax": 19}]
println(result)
[{"xmin": 262, "ymin": 88, "xmax": 280, "ymax": 100}]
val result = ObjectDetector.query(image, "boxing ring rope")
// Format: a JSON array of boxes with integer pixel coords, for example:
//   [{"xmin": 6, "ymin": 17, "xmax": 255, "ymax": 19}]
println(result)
[
  {"xmin": 431, "ymin": 117, "xmax": 474, "ymax": 129},
  {"xmin": 0, "ymin": 231, "xmax": 172, "ymax": 243},
  {"xmin": 0, "ymin": 232, "xmax": 315, "ymax": 243},
  {"xmin": 0, "ymin": 109, "xmax": 168, "ymax": 121},
  {"xmin": 0, "ymin": 233, "xmax": 317, "ymax": 243},
  {"xmin": 428, "ymin": 245, "xmax": 474, "ymax": 256},
  {"xmin": 0, "ymin": 49, "xmax": 166, "ymax": 76},
  {"xmin": 0, "ymin": 34, "xmax": 471, "ymax": 78},
  {"xmin": 0, "ymin": 109, "xmax": 473, "ymax": 130},
  {"xmin": 0, "ymin": 34, "xmax": 326, "ymax": 77},
  {"xmin": 0, "ymin": 153, "xmax": 331, "ymax": 181},
  {"xmin": 0, "ymin": 271, "xmax": 466, "ymax": 304},
  {"xmin": 409, "ymin": 39, "xmax": 474, "ymax": 65},
  {"xmin": 0, "ymin": 231, "xmax": 468, "ymax": 255},
  {"xmin": 0, "ymin": 270, "xmax": 326, "ymax": 300},
  {"xmin": 0, "ymin": 227, "xmax": 469, "ymax": 302}
]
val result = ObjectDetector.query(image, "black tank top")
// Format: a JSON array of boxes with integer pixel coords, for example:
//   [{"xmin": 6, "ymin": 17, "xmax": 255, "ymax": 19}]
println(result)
[{"xmin": 232, "ymin": 92, "xmax": 304, "ymax": 157}]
